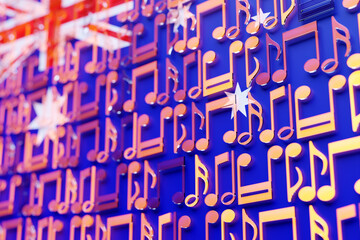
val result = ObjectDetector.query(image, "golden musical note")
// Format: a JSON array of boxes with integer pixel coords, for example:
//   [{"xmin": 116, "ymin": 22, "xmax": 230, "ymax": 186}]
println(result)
[
  {"xmin": 178, "ymin": 215, "xmax": 191, "ymax": 240},
  {"xmin": 185, "ymin": 155, "xmax": 209, "ymax": 207},
  {"xmin": 205, "ymin": 210, "xmax": 219, "ymax": 240},
  {"xmin": 221, "ymin": 209, "xmax": 237, "ymax": 240}
]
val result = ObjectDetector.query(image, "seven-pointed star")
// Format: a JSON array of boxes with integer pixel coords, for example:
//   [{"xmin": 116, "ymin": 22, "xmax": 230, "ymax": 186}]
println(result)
[
  {"xmin": 224, "ymin": 83, "xmax": 253, "ymax": 118},
  {"xmin": 28, "ymin": 87, "xmax": 68, "ymax": 145},
  {"xmin": 167, "ymin": 1, "xmax": 196, "ymax": 33},
  {"xmin": 251, "ymin": 8, "xmax": 271, "ymax": 24}
]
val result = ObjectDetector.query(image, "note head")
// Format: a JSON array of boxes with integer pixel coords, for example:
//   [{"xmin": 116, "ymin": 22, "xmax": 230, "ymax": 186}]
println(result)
[
  {"xmin": 141, "ymin": 5, "xmax": 154, "ymax": 17},
  {"xmin": 188, "ymin": 86, "xmax": 201, "ymax": 99},
  {"xmin": 184, "ymin": 194, "xmax": 199, "ymax": 207},
  {"xmin": 117, "ymin": 12, "xmax": 128, "ymax": 23},
  {"xmin": 182, "ymin": 139, "xmax": 195, "ymax": 153},
  {"xmin": 321, "ymin": 58, "xmax": 338, "ymax": 74},
  {"xmin": 272, "ymin": 69, "xmax": 287, "ymax": 83},
  {"xmin": 212, "ymin": 26, "xmax": 226, "ymax": 41},
  {"xmin": 187, "ymin": 37, "xmax": 200, "ymax": 50},
  {"xmin": 155, "ymin": 1, "xmax": 166, "ymax": 12},
  {"xmin": 237, "ymin": 132, "xmax": 253, "ymax": 146},
  {"xmin": 84, "ymin": 61, "xmax": 96, "ymax": 74},
  {"xmin": 32, "ymin": 205, "xmax": 42, "ymax": 216},
  {"xmin": 304, "ymin": 58, "xmax": 320, "ymax": 74},
  {"xmin": 278, "ymin": 127, "xmax": 294, "ymax": 141},
  {"xmin": 124, "ymin": 147, "xmax": 136, "ymax": 160},
  {"xmin": 226, "ymin": 27, "xmax": 240, "ymax": 40},
  {"xmin": 148, "ymin": 197, "xmax": 160, "ymax": 209},
  {"xmin": 347, "ymin": 53, "xmax": 360, "ymax": 70},
  {"xmin": 196, "ymin": 138, "xmax": 209, "ymax": 151},
  {"xmin": 178, "ymin": 215, "xmax": 191, "ymax": 228},
  {"xmin": 256, "ymin": 72, "xmax": 270, "ymax": 86},
  {"xmin": 96, "ymin": 62, "xmax": 106, "ymax": 74},
  {"xmin": 157, "ymin": 93, "xmax": 170, "ymax": 105},
  {"xmin": 134, "ymin": 197, "xmax": 148, "ymax": 210},
  {"xmin": 298, "ymin": 186, "xmax": 316, "ymax": 202},
  {"xmin": 82, "ymin": 201, "xmax": 94, "ymax": 213},
  {"xmin": 317, "ymin": 185, "xmax": 335, "ymax": 202},
  {"xmin": 174, "ymin": 40, "xmax": 187, "ymax": 54},
  {"xmin": 223, "ymin": 130, "xmax": 237, "ymax": 144},
  {"xmin": 172, "ymin": 191, "xmax": 185, "ymax": 205},
  {"xmin": 221, "ymin": 192, "xmax": 235, "ymax": 205},
  {"xmin": 96, "ymin": 152, "xmax": 109, "ymax": 164},
  {"xmin": 246, "ymin": 21, "xmax": 260, "ymax": 35},
  {"xmin": 86, "ymin": 149, "xmax": 98, "ymax": 162},
  {"xmin": 263, "ymin": 16, "xmax": 278, "ymax": 30},
  {"xmin": 69, "ymin": 156, "xmax": 79, "ymax": 167},
  {"xmin": 174, "ymin": 89, "xmax": 186, "ymax": 102},
  {"xmin": 342, "ymin": 0, "xmax": 360, "ymax": 11},
  {"xmin": 71, "ymin": 202, "xmax": 82, "ymax": 214},
  {"xmin": 123, "ymin": 100, "xmax": 135, "ymax": 112},
  {"xmin": 48, "ymin": 200, "xmax": 59, "ymax": 212},
  {"xmin": 206, "ymin": 210, "xmax": 219, "ymax": 223},
  {"xmin": 145, "ymin": 92, "xmax": 157, "ymax": 105},
  {"xmin": 57, "ymin": 203, "xmax": 69, "ymax": 214},
  {"xmin": 128, "ymin": 10, "xmax": 140, "ymax": 22},
  {"xmin": 204, "ymin": 193, "xmax": 218, "ymax": 207},
  {"xmin": 259, "ymin": 129, "xmax": 275, "ymax": 144},
  {"xmin": 354, "ymin": 179, "xmax": 360, "ymax": 195}
]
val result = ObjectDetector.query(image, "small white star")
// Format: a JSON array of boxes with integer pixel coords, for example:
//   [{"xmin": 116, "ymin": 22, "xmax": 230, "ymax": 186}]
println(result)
[
  {"xmin": 224, "ymin": 83, "xmax": 253, "ymax": 118},
  {"xmin": 28, "ymin": 87, "xmax": 69, "ymax": 145},
  {"xmin": 167, "ymin": 1, "xmax": 196, "ymax": 33},
  {"xmin": 251, "ymin": 8, "xmax": 271, "ymax": 24}
]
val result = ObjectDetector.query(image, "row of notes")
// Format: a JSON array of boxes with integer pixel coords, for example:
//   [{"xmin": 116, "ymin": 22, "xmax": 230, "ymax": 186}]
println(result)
[
  {"xmin": 4, "ymin": 135, "xmax": 360, "ymax": 217},
  {"xmin": 2, "ymin": 203, "xmax": 360, "ymax": 239}
]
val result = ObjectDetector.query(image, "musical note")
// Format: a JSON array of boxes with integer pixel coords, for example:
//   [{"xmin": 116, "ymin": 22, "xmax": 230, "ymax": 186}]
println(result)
[
  {"xmin": 95, "ymin": 163, "xmax": 127, "ymax": 212},
  {"xmin": 242, "ymin": 209, "xmax": 258, "ymax": 240},
  {"xmin": 84, "ymin": 37, "xmax": 107, "ymax": 74},
  {"xmin": 309, "ymin": 205, "xmax": 329, "ymax": 240},
  {"xmin": 246, "ymin": 0, "xmax": 260, "ymax": 34},
  {"xmin": 22, "ymin": 170, "xmax": 62, "ymax": 216},
  {"xmin": 71, "ymin": 166, "xmax": 96, "ymax": 214},
  {"xmin": 221, "ymin": 209, "xmax": 237, "ymax": 240},
  {"xmin": 105, "ymin": 71, "xmax": 119, "ymax": 116},
  {"xmin": 196, "ymin": 95, "xmax": 238, "ymax": 151},
  {"xmin": 134, "ymin": 160, "xmax": 157, "ymax": 210},
  {"xmin": 117, "ymin": 0, "xmax": 140, "ymax": 22},
  {"xmin": 141, "ymin": 0, "xmax": 155, "ymax": 17},
  {"xmin": 295, "ymin": 75, "xmax": 346, "ymax": 139},
  {"xmin": 0, "ymin": 175, "xmax": 21, "ymax": 217},
  {"xmin": 205, "ymin": 210, "xmax": 219, "ymax": 240},
  {"xmin": 173, "ymin": 51, "xmax": 195, "ymax": 103},
  {"xmin": 0, "ymin": 218, "xmax": 23, "ymax": 240},
  {"xmin": 285, "ymin": 143, "xmax": 304, "ymax": 203},
  {"xmin": 57, "ymin": 169, "xmax": 78, "ymax": 214},
  {"xmin": 69, "ymin": 215, "xmax": 93, "ymax": 240},
  {"xmin": 259, "ymin": 85, "xmax": 294, "ymax": 143},
  {"xmin": 336, "ymin": 204, "xmax": 357, "ymax": 240},
  {"xmin": 187, "ymin": 0, "xmax": 227, "ymax": 50},
  {"xmin": 237, "ymin": 145, "xmax": 283, "ymax": 205},
  {"xmin": 259, "ymin": 207, "xmax": 298, "ymax": 240},
  {"xmin": 349, "ymin": 70, "xmax": 360, "ymax": 132},
  {"xmin": 123, "ymin": 61, "xmax": 159, "ymax": 113},
  {"xmin": 137, "ymin": 107, "xmax": 173, "ymax": 159},
  {"xmin": 256, "ymin": 34, "xmax": 281, "ymax": 86},
  {"xmin": 203, "ymin": 41, "xmax": 243, "ymax": 96},
  {"xmin": 90, "ymin": 118, "xmax": 117, "ymax": 163},
  {"xmin": 273, "ymin": 21, "xmax": 321, "ymax": 83},
  {"xmin": 157, "ymin": 58, "xmax": 179, "ymax": 105},
  {"xmin": 107, "ymin": 213, "xmax": 134, "ymax": 240},
  {"xmin": 298, "ymin": 141, "xmax": 328, "ymax": 202},
  {"xmin": 226, "ymin": 0, "xmax": 250, "ymax": 39},
  {"xmin": 188, "ymin": 50, "xmax": 203, "ymax": 99},
  {"xmin": 205, "ymin": 151, "xmax": 236, "ymax": 207},
  {"xmin": 185, "ymin": 155, "xmax": 209, "ymax": 207},
  {"xmin": 148, "ymin": 157, "xmax": 186, "ymax": 209},
  {"xmin": 132, "ymin": 14, "xmax": 166, "ymax": 64},
  {"xmin": 124, "ymin": 112, "xmax": 138, "ymax": 160},
  {"xmin": 237, "ymin": 93, "xmax": 264, "ymax": 145},
  {"xmin": 174, "ymin": 104, "xmax": 187, "ymax": 153},
  {"xmin": 158, "ymin": 212, "xmax": 176, "ymax": 240},
  {"xmin": 127, "ymin": 161, "xmax": 141, "ymax": 211},
  {"xmin": 141, "ymin": 213, "xmax": 154, "ymax": 240},
  {"xmin": 321, "ymin": 17, "xmax": 351, "ymax": 74},
  {"xmin": 178, "ymin": 216, "xmax": 191, "ymax": 240}
]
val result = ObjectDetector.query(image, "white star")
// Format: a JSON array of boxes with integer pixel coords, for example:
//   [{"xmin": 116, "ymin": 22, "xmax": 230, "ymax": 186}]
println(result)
[
  {"xmin": 224, "ymin": 83, "xmax": 253, "ymax": 118},
  {"xmin": 167, "ymin": 1, "xmax": 196, "ymax": 33},
  {"xmin": 28, "ymin": 87, "xmax": 68, "ymax": 145},
  {"xmin": 251, "ymin": 8, "xmax": 271, "ymax": 24}
]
